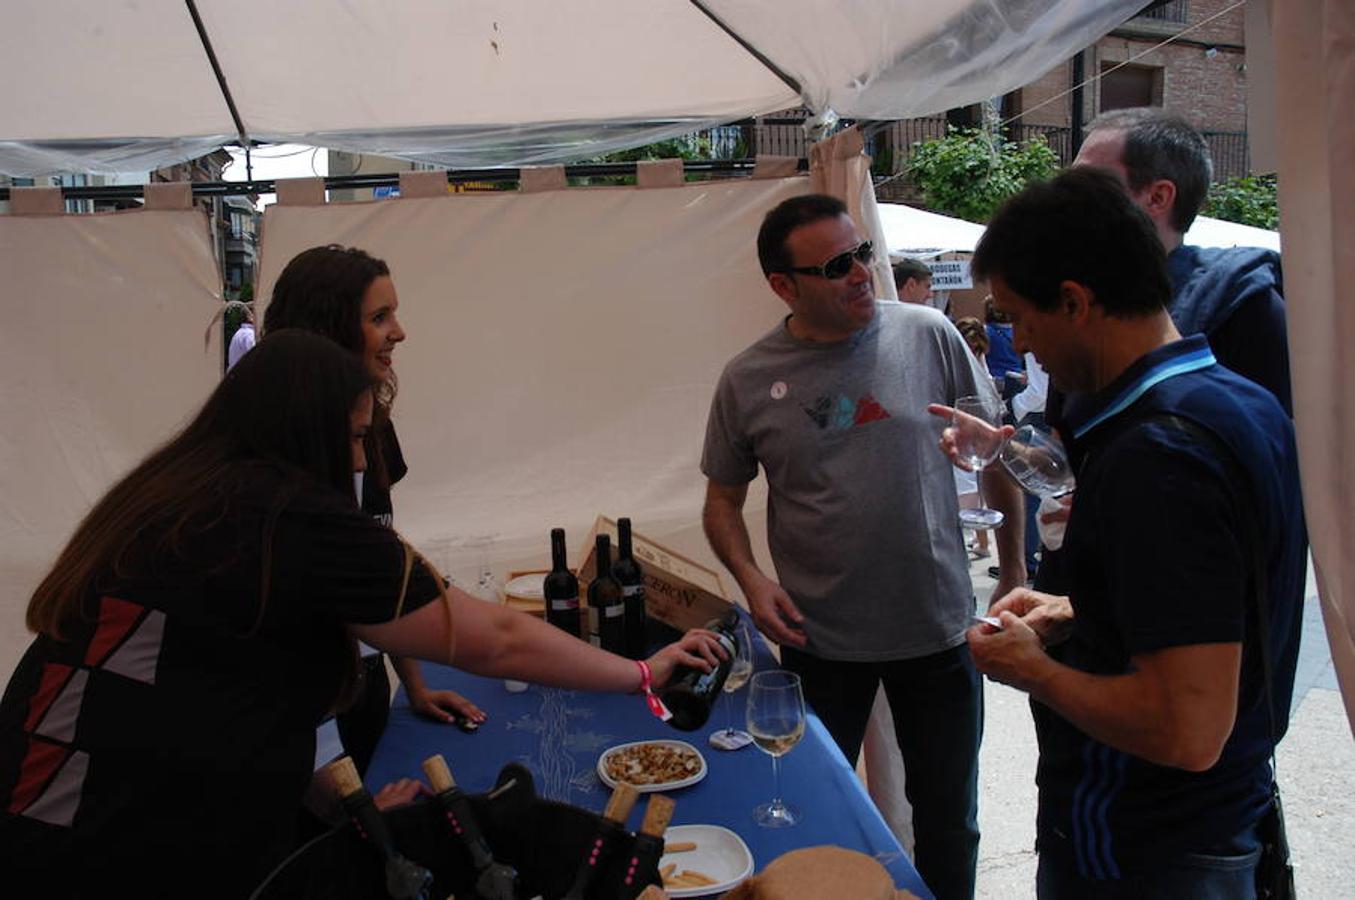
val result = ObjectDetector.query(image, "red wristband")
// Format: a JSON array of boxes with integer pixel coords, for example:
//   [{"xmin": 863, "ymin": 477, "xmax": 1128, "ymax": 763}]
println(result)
[{"xmin": 635, "ymin": 660, "xmax": 672, "ymax": 722}]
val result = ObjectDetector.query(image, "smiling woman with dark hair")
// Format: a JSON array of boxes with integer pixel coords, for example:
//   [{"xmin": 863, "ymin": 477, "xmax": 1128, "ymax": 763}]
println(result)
[
  {"xmin": 263, "ymin": 244, "xmax": 483, "ymax": 775},
  {"xmin": 0, "ymin": 330, "xmax": 723, "ymax": 898}
]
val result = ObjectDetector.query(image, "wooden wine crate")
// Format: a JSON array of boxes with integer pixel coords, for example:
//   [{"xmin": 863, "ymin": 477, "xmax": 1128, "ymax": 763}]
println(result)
[
  {"xmin": 503, "ymin": 569, "xmax": 549, "ymax": 618},
  {"xmin": 577, "ymin": 515, "xmax": 733, "ymax": 633}
]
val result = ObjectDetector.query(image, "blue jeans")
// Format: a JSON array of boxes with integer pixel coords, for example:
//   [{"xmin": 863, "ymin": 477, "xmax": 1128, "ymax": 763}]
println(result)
[
  {"xmin": 1037, "ymin": 836, "xmax": 1261, "ymax": 899},
  {"xmin": 780, "ymin": 643, "xmax": 982, "ymax": 900}
]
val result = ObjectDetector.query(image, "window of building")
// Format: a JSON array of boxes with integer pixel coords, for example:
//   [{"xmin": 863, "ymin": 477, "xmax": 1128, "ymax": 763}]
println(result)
[{"xmin": 1100, "ymin": 63, "xmax": 1163, "ymax": 111}]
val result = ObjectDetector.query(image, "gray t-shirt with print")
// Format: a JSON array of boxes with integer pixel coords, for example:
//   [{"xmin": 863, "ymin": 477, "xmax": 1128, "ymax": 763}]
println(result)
[{"xmin": 701, "ymin": 301, "xmax": 998, "ymax": 661}]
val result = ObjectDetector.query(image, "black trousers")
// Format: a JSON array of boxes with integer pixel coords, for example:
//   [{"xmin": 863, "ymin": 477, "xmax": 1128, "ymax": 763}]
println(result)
[
  {"xmin": 335, "ymin": 653, "xmax": 392, "ymax": 776},
  {"xmin": 780, "ymin": 642, "xmax": 983, "ymax": 900}
]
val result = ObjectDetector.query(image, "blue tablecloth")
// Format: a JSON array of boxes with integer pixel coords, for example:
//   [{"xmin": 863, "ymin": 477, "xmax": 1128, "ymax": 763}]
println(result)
[{"xmin": 366, "ymin": 628, "xmax": 932, "ymax": 898}]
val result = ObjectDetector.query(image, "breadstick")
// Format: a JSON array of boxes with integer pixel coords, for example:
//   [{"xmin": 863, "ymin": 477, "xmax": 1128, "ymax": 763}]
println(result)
[{"xmin": 664, "ymin": 841, "xmax": 697, "ymax": 853}]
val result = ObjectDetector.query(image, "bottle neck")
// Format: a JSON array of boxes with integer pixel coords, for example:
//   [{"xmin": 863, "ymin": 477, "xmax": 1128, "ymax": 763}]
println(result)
[
  {"xmin": 617, "ymin": 519, "xmax": 633, "ymax": 559},
  {"xmin": 550, "ymin": 530, "xmax": 568, "ymax": 571},
  {"xmin": 595, "ymin": 537, "xmax": 612, "ymax": 576}
]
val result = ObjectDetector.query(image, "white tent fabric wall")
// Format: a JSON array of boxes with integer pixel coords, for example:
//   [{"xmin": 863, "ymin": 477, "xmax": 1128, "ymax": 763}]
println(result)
[
  {"xmin": 0, "ymin": 0, "xmax": 1146, "ymax": 175},
  {"xmin": 0, "ymin": 210, "xmax": 223, "ymax": 679},
  {"xmin": 255, "ymin": 178, "xmax": 804, "ymax": 586},
  {"xmin": 1273, "ymin": 0, "xmax": 1355, "ymax": 737}
]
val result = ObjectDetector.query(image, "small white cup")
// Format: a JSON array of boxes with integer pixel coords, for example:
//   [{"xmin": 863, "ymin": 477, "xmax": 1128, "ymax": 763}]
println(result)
[{"xmin": 504, "ymin": 679, "xmax": 529, "ymax": 693}]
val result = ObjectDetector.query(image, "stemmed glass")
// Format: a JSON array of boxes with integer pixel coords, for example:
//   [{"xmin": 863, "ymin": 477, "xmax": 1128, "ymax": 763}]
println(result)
[
  {"xmin": 708, "ymin": 621, "xmax": 754, "ymax": 751},
  {"xmin": 998, "ymin": 425, "xmax": 1075, "ymax": 499},
  {"xmin": 953, "ymin": 394, "xmax": 1006, "ymax": 529},
  {"xmin": 746, "ymin": 670, "xmax": 806, "ymax": 827}
]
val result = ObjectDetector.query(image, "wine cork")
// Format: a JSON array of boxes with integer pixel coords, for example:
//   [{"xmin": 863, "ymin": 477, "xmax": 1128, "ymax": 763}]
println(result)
[
  {"xmin": 639, "ymin": 795, "xmax": 675, "ymax": 837},
  {"xmin": 421, "ymin": 754, "xmax": 457, "ymax": 793},
  {"xmin": 325, "ymin": 756, "xmax": 364, "ymax": 799},
  {"xmin": 602, "ymin": 781, "xmax": 639, "ymax": 823}
]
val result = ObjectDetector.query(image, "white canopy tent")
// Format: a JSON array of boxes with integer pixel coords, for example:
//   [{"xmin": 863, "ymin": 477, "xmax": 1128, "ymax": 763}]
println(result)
[
  {"xmin": 879, "ymin": 202, "xmax": 1281, "ymax": 256},
  {"xmin": 0, "ymin": 0, "xmax": 1350, "ymax": 745},
  {"xmin": 0, "ymin": 0, "xmax": 1145, "ymax": 175}
]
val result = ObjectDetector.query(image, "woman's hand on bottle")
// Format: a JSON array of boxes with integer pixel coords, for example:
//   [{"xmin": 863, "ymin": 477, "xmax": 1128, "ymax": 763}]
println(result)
[{"xmin": 645, "ymin": 629, "xmax": 727, "ymax": 690}]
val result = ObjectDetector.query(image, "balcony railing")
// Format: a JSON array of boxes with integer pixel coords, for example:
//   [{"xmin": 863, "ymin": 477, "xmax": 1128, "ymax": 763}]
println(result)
[{"xmin": 1135, "ymin": 1, "xmax": 1188, "ymax": 25}]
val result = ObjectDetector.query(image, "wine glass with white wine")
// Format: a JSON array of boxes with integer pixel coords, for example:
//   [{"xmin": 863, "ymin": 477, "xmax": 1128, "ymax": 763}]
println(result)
[
  {"xmin": 746, "ymin": 670, "xmax": 806, "ymax": 827},
  {"xmin": 709, "ymin": 620, "xmax": 754, "ymax": 751}
]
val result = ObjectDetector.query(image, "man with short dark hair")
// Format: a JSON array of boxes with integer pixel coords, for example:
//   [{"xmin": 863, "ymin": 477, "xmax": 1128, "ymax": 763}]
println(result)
[
  {"xmin": 703, "ymin": 193, "xmax": 1016, "ymax": 899},
  {"xmin": 963, "ymin": 169, "xmax": 1305, "ymax": 898},
  {"xmin": 892, "ymin": 257, "xmax": 934, "ymax": 304}
]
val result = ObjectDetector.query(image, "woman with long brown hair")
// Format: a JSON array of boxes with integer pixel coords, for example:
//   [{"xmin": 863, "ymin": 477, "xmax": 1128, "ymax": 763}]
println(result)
[
  {"xmin": 263, "ymin": 244, "xmax": 480, "ymax": 776},
  {"xmin": 0, "ymin": 330, "xmax": 721, "ymax": 898}
]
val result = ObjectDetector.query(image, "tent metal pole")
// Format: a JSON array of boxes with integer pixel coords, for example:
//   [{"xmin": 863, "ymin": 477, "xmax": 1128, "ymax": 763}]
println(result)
[
  {"xmin": 184, "ymin": 0, "xmax": 252, "ymax": 160},
  {"xmin": 687, "ymin": 0, "xmax": 804, "ymax": 97}
]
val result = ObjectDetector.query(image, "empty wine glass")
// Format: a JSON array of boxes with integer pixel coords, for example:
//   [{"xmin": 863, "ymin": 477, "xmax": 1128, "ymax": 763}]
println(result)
[
  {"xmin": 709, "ymin": 621, "xmax": 754, "ymax": 751},
  {"xmin": 953, "ymin": 394, "xmax": 1006, "ymax": 529},
  {"xmin": 747, "ymin": 670, "xmax": 806, "ymax": 827},
  {"xmin": 999, "ymin": 425, "xmax": 1075, "ymax": 498}
]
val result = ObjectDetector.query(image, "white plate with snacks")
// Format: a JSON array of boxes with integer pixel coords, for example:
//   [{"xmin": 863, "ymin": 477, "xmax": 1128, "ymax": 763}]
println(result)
[
  {"xmin": 658, "ymin": 824, "xmax": 754, "ymax": 897},
  {"xmin": 596, "ymin": 739, "xmax": 707, "ymax": 792}
]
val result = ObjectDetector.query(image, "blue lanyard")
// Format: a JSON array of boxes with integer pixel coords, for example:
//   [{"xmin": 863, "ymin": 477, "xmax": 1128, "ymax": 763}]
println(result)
[{"xmin": 1073, "ymin": 346, "xmax": 1216, "ymax": 440}]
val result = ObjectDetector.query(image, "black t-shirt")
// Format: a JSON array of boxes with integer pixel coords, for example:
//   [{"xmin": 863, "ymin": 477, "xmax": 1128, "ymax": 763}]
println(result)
[
  {"xmin": 362, "ymin": 418, "xmax": 407, "ymax": 527},
  {"xmin": 0, "ymin": 463, "xmax": 440, "ymax": 898}
]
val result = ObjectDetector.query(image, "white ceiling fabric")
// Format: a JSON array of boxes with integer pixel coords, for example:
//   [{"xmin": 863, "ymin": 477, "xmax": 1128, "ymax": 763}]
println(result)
[{"xmin": 0, "ymin": 0, "xmax": 1142, "ymax": 175}]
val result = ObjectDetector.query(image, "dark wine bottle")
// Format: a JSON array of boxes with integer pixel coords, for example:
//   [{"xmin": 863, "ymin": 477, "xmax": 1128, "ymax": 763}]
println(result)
[
  {"xmin": 612, "ymin": 518, "xmax": 648, "ymax": 660},
  {"xmin": 587, "ymin": 535, "xmax": 626, "ymax": 654},
  {"xmin": 658, "ymin": 612, "xmax": 740, "ymax": 732},
  {"xmin": 544, "ymin": 528, "xmax": 582, "ymax": 638}
]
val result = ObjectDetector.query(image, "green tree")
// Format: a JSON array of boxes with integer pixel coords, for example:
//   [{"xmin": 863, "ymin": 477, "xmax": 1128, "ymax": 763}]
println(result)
[
  {"xmin": 904, "ymin": 128, "xmax": 1059, "ymax": 223},
  {"xmin": 1203, "ymin": 173, "xmax": 1279, "ymax": 230},
  {"xmin": 573, "ymin": 135, "xmax": 715, "ymax": 186}
]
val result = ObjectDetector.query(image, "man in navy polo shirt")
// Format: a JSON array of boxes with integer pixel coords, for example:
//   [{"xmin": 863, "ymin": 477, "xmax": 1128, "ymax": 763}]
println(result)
[{"xmin": 963, "ymin": 169, "xmax": 1305, "ymax": 898}]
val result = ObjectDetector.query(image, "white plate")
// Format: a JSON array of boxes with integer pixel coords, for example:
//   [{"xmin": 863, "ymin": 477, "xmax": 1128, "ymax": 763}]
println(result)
[
  {"xmin": 503, "ymin": 573, "xmax": 545, "ymax": 599},
  {"xmin": 658, "ymin": 824, "xmax": 754, "ymax": 897},
  {"xmin": 596, "ymin": 739, "xmax": 707, "ymax": 793}
]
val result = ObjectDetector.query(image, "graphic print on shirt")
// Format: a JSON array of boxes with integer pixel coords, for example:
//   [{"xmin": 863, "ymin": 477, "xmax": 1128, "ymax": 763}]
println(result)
[
  {"xmin": 8, "ymin": 595, "xmax": 164, "ymax": 827},
  {"xmin": 800, "ymin": 392, "xmax": 893, "ymax": 430}
]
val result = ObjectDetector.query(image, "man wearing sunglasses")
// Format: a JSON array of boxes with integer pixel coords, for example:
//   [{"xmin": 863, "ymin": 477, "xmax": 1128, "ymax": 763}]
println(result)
[{"xmin": 701, "ymin": 193, "xmax": 1019, "ymax": 900}]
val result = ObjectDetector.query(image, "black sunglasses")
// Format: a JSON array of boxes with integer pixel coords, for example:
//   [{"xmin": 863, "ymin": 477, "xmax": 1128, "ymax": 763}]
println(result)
[{"xmin": 782, "ymin": 241, "xmax": 874, "ymax": 280}]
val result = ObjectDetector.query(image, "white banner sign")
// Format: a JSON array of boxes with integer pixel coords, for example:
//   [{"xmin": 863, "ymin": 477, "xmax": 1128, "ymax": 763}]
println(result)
[{"xmin": 926, "ymin": 259, "xmax": 973, "ymax": 290}]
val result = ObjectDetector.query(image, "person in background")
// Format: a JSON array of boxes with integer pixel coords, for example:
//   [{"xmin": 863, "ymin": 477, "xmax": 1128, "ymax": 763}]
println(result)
[
  {"xmin": 962, "ymin": 168, "xmax": 1304, "ymax": 898},
  {"xmin": 983, "ymin": 296, "xmax": 1025, "ymax": 416},
  {"xmin": 1019, "ymin": 107, "xmax": 1294, "ymax": 599},
  {"xmin": 1072, "ymin": 107, "xmax": 1289, "ymax": 413},
  {"xmin": 262, "ymin": 245, "xmax": 482, "ymax": 777},
  {"xmin": 702, "ymin": 194, "xmax": 1021, "ymax": 900},
  {"xmin": 0, "ymin": 330, "xmax": 724, "ymax": 898},
  {"xmin": 226, "ymin": 303, "xmax": 257, "ymax": 371},
  {"xmin": 893, "ymin": 257, "xmax": 935, "ymax": 305}
]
